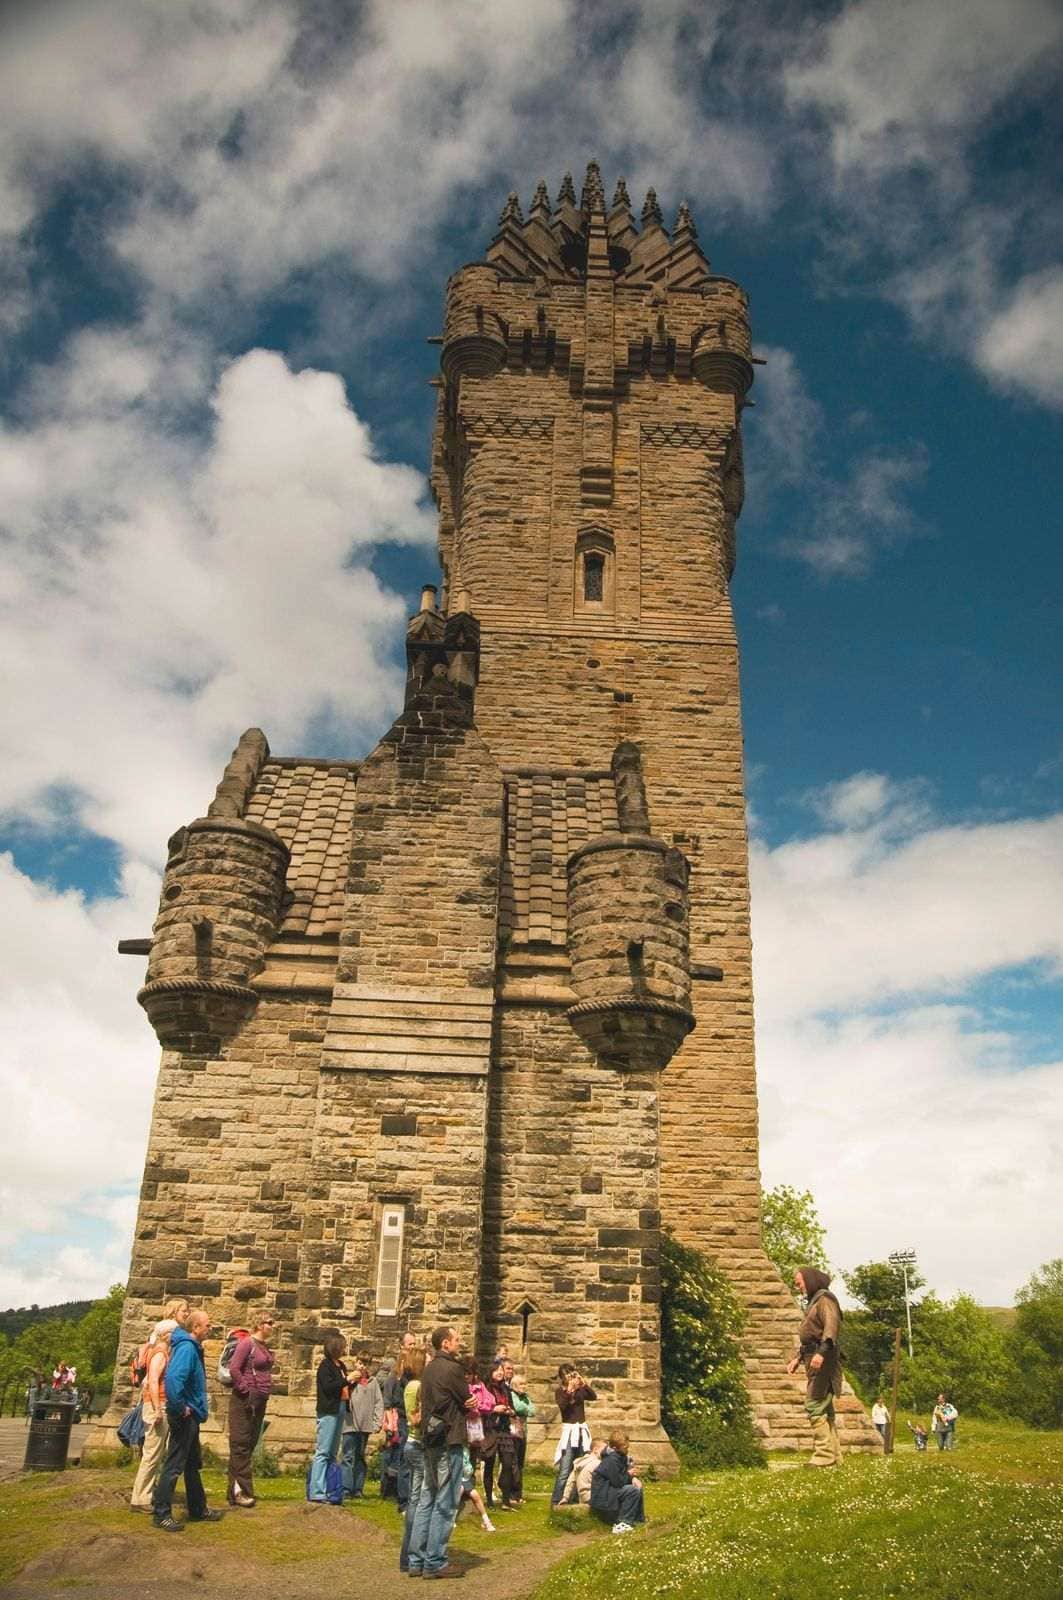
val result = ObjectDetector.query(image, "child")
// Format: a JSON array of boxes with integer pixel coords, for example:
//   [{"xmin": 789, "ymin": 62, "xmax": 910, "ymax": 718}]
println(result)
[
  {"xmin": 906, "ymin": 1419, "xmax": 929, "ymax": 1452},
  {"xmin": 458, "ymin": 1446, "xmax": 495, "ymax": 1532},
  {"xmin": 509, "ymin": 1366, "xmax": 536, "ymax": 1496}
]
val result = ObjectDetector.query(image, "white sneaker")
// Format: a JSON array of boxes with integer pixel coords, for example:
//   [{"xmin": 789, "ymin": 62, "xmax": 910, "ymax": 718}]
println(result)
[
  {"xmin": 481, "ymin": 1517, "xmax": 496, "ymax": 1532},
  {"xmin": 612, "ymin": 1521, "xmax": 632, "ymax": 1535}
]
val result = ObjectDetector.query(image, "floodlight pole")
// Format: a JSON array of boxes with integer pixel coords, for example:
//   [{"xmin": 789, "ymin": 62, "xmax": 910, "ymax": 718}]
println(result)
[{"xmin": 889, "ymin": 1249, "xmax": 916, "ymax": 1359}]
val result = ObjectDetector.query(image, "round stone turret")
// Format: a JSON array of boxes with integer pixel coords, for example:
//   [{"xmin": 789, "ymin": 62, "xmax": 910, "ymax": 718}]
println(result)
[
  {"xmin": 442, "ymin": 264, "xmax": 508, "ymax": 380},
  {"xmin": 138, "ymin": 730, "xmax": 289, "ymax": 1051},
  {"xmin": 691, "ymin": 279, "xmax": 754, "ymax": 398},
  {"xmin": 565, "ymin": 743, "xmax": 694, "ymax": 1071}
]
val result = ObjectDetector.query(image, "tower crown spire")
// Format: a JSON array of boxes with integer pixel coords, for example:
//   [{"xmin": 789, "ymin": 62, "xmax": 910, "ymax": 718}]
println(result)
[{"xmin": 581, "ymin": 159, "xmax": 606, "ymax": 213}]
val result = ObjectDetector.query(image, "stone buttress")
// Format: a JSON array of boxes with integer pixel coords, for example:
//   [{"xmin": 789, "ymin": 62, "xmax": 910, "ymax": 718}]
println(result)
[{"xmin": 94, "ymin": 165, "xmax": 880, "ymax": 1464}]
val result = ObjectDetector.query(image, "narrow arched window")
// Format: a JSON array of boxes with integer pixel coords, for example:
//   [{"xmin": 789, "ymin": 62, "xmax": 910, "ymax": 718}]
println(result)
[{"xmin": 574, "ymin": 527, "xmax": 615, "ymax": 615}]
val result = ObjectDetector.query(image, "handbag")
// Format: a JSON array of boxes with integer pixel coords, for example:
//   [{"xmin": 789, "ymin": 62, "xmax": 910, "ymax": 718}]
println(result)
[
  {"xmin": 466, "ymin": 1415, "xmax": 484, "ymax": 1444},
  {"xmin": 423, "ymin": 1412, "xmax": 446, "ymax": 1446},
  {"xmin": 117, "ymin": 1399, "xmax": 146, "ymax": 1449}
]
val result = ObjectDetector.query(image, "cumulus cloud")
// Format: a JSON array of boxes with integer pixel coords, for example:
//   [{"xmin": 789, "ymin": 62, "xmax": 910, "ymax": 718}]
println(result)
[
  {"xmin": 0, "ymin": 0, "xmax": 774, "ymax": 333},
  {"xmin": 785, "ymin": 0, "xmax": 1063, "ymax": 186},
  {"xmin": 976, "ymin": 269, "xmax": 1063, "ymax": 409},
  {"xmin": 745, "ymin": 346, "xmax": 928, "ymax": 576},
  {"xmin": 784, "ymin": 0, "xmax": 1063, "ymax": 410},
  {"xmin": 0, "ymin": 334, "xmax": 433, "ymax": 861},
  {"xmin": 752, "ymin": 774, "xmax": 1063, "ymax": 1303},
  {"xmin": 0, "ymin": 853, "xmax": 155, "ymax": 1305}
]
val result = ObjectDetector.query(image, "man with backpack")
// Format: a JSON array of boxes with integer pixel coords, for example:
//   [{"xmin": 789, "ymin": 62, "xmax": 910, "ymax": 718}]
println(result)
[
  {"xmin": 152, "ymin": 1308, "xmax": 225, "ymax": 1532},
  {"xmin": 406, "ymin": 1325, "xmax": 479, "ymax": 1579}
]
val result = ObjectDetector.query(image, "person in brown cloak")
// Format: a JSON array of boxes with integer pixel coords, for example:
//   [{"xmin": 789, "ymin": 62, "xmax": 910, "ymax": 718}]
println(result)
[{"xmin": 786, "ymin": 1266, "xmax": 843, "ymax": 1467}]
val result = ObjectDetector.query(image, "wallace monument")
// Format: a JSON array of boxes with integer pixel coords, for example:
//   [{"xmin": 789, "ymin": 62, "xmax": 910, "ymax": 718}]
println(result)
[{"xmin": 99, "ymin": 164, "xmax": 878, "ymax": 1464}]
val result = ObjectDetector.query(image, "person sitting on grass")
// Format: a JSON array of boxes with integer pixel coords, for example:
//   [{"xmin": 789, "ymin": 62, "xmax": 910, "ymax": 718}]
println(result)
[
  {"xmin": 559, "ymin": 1437, "xmax": 605, "ymax": 1507},
  {"xmin": 590, "ymin": 1431, "xmax": 645, "ymax": 1535}
]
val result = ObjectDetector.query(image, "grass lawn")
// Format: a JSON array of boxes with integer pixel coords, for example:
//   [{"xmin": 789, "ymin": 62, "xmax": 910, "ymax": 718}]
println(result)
[
  {"xmin": 532, "ymin": 1420, "xmax": 1063, "ymax": 1600},
  {"xmin": 1, "ymin": 1422, "xmax": 1059, "ymax": 1597}
]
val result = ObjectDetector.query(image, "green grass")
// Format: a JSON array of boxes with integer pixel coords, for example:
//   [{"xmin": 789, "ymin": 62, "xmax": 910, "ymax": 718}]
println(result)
[{"xmin": 531, "ymin": 1420, "xmax": 1063, "ymax": 1600}]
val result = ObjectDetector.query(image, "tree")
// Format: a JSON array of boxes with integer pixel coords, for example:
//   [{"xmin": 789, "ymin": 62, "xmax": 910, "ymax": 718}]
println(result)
[
  {"xmin": 660, "ymin": 1233, "xmax": 765, "ymax": 1468},
  {"xmin": 897, "ymin": 1294, "xmax": 1017, "ymax": 1416},
  {"xmin": 842, "ymin": 1257, "xmax": 927, "ymax": 1400},
  {"xmin": 1011, "ymin": 1259, "xmax": 1063, "ymax": 1429},
  {"xmin": 760, "ymin": 1185, "xmax": 827, "ymax": 1289}
]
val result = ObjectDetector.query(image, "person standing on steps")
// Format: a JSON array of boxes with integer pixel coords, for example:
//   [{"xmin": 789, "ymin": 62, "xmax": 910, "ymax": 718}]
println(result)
[
  {"xmin": 786, "ymin": 1266, "xmax": 844, "ymax": 1468},
  {"xmin": 152, "ymin": 1308, "xmax": 225, "ymax": 1531},
  {"xmin": 226, "ymin": 1312, "xmax": 276, "ymax": 1507}
]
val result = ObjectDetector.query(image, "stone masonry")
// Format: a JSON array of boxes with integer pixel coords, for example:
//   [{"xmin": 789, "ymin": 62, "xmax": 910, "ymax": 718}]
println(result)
[{"xmin": 95, "ymin": 165, "xmax": 880, "ymax": 1467}]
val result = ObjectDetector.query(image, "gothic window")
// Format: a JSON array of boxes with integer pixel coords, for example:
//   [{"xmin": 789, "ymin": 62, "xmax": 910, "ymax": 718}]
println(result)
[
  {"xmin": 375, "ymin": 1204, "xmax": 405, "ymax": 1315},
  {"xmin": 574, "ymin": 527, "xmax": 615, "ymax": 615}
]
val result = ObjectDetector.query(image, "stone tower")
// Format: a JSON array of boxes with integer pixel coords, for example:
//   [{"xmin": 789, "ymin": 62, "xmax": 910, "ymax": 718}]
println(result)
[{"xmin": 97, "ymin": 165, "xmax": 879, "ymax": 1465}]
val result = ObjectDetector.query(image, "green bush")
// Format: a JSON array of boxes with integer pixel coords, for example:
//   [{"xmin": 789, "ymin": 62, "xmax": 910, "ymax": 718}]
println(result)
[{"xmin": 660, "ymin": 1233, "xmax": 765, "ymax": 1470}]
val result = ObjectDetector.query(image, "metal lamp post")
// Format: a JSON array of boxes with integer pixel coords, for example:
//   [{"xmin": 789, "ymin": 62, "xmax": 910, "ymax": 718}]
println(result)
[{"xmin": 889, "ymin": 1249, "xmax": 917, "ymax": 1359}]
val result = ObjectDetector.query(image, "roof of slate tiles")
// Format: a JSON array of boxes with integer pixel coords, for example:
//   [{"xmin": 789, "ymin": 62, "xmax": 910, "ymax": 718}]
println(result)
[
  {"xmin": 244, "ymin": 759, "xmax": 619, "ymax": 947},
  {"xmin": 244, "ymin": 759, "xmax": 359, "ymax": 938},
  {"xmin": 499, "ymin": 769, "xmax": 618, "ymax": 947}
]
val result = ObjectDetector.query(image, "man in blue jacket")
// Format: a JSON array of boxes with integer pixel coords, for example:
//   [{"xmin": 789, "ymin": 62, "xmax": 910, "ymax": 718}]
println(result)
[{"xmin": 152, "ymin": 1308, "xmax": 225, "ymax": 1531}]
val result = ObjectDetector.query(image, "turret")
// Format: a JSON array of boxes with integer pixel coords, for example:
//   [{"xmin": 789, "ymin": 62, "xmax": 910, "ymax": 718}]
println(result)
[
  {"xmin": 565, "ymin": 743, "xmax": 694, "ymax": 1070},
  {"xmin": 138, "ymin": 729, "xmax": 289, "ymax": 1052}
]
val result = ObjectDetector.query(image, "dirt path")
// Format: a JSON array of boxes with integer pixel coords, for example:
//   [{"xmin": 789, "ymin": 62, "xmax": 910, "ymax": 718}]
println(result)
[{"xmin": 0, "ymin": 1472, "xmax": 595, "ymax": 1600}]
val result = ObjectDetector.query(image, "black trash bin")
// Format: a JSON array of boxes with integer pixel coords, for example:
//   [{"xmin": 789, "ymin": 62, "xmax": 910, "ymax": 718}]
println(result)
[{"xmin": 24, "ymin": 1398, "xmax": 77, "ymax": 1471}]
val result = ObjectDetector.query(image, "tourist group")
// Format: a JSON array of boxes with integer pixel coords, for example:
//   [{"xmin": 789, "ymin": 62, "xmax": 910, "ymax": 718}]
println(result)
[{"xmin": 121, "ymin": 1301, "xmax": 645, "ymax": 1576}]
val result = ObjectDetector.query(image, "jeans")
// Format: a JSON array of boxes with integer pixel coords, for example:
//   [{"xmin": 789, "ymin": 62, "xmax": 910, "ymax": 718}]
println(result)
[
  {"xmin": 341, "ymin": 1430, "xmax": 369, "ymax": 1497},
  {"xmin": 552, "ymin": 1444, "xmax": 580, "ymax": 1505},
  {"xmin": 407, "ymin": 1443, "xmax": 464, "ymax": 1575},
  {"xmin": 382, "ymin": 1414, "xmax": 411, "ymax": 1506},
  {"xmin": 308, "ymin": 1412, "xmax": 343, "ymax": 1499},
  {"xmin": 945, "ymin": 1424, "xmax": 956, "ymax": 1450},
  {"xmin": 399, "ymin": 1438, "xmax": 425, "ymax": 1571},
  {"xmin": 874, "ymin": 1423, "xmax": 887, "ymax": 1442},
  {"xmin": 153, "ymin": 1412, "xmax": 207, "ymax": 1521},
  {"xmin": 614, "ymin": 1483, "xmax": 645, "ymax": 1525}
]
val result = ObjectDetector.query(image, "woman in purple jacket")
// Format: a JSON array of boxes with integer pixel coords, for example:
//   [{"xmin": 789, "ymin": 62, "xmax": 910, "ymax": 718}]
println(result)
[{"xmin": 227, "ymin": 1313, "xmax": 276, "ymax": 1507}]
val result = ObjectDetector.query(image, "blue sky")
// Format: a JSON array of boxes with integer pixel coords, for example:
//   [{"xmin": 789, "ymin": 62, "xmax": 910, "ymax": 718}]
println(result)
[{"xmin": 0, "ymin": 0, "xmax": 1060, "ymax": 1312}]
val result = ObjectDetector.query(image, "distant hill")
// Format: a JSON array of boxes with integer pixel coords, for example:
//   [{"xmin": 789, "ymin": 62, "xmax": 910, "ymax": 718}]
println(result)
[
  {"xmin": 983, "ymin": 1306, "xmax": 1018, "ymax": 1331},
  {"xmin": 0, "ymin": 1301, "xmax": 93, "ymax": 1339}
]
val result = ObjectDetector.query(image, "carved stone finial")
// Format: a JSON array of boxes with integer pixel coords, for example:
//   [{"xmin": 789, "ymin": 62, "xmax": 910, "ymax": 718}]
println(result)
[
  {"xmin": 582, "ymin": 159, "xmax": 606, "ymax": 212},
  {"xmin": 208, "ymin": 728, "xmax": 270, "ymax": 820},
  {"xmin": 557, "ymin": 171, "xmax": 577, "ymax": 207},
  {"xmin": 642, "ymin": 188, "xmax": 664, "ymax": 228},
  {"xmin": 530, "ymin": 179, "xmax": 551, "ymax": 215},
  {"xmin": 499, "ymin": 191, "xmax": 523, "ymax": 226},
  {"xmin": 612, "ymin": 177, "xmax": 632, "ymax": 211},
  {"xmin": 673, "ymin": 200, "xmax": 697, "ymax": 239},
  {"xmin": 612, "ymin": 741, "xmax": 651, "ymax": 834}
]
